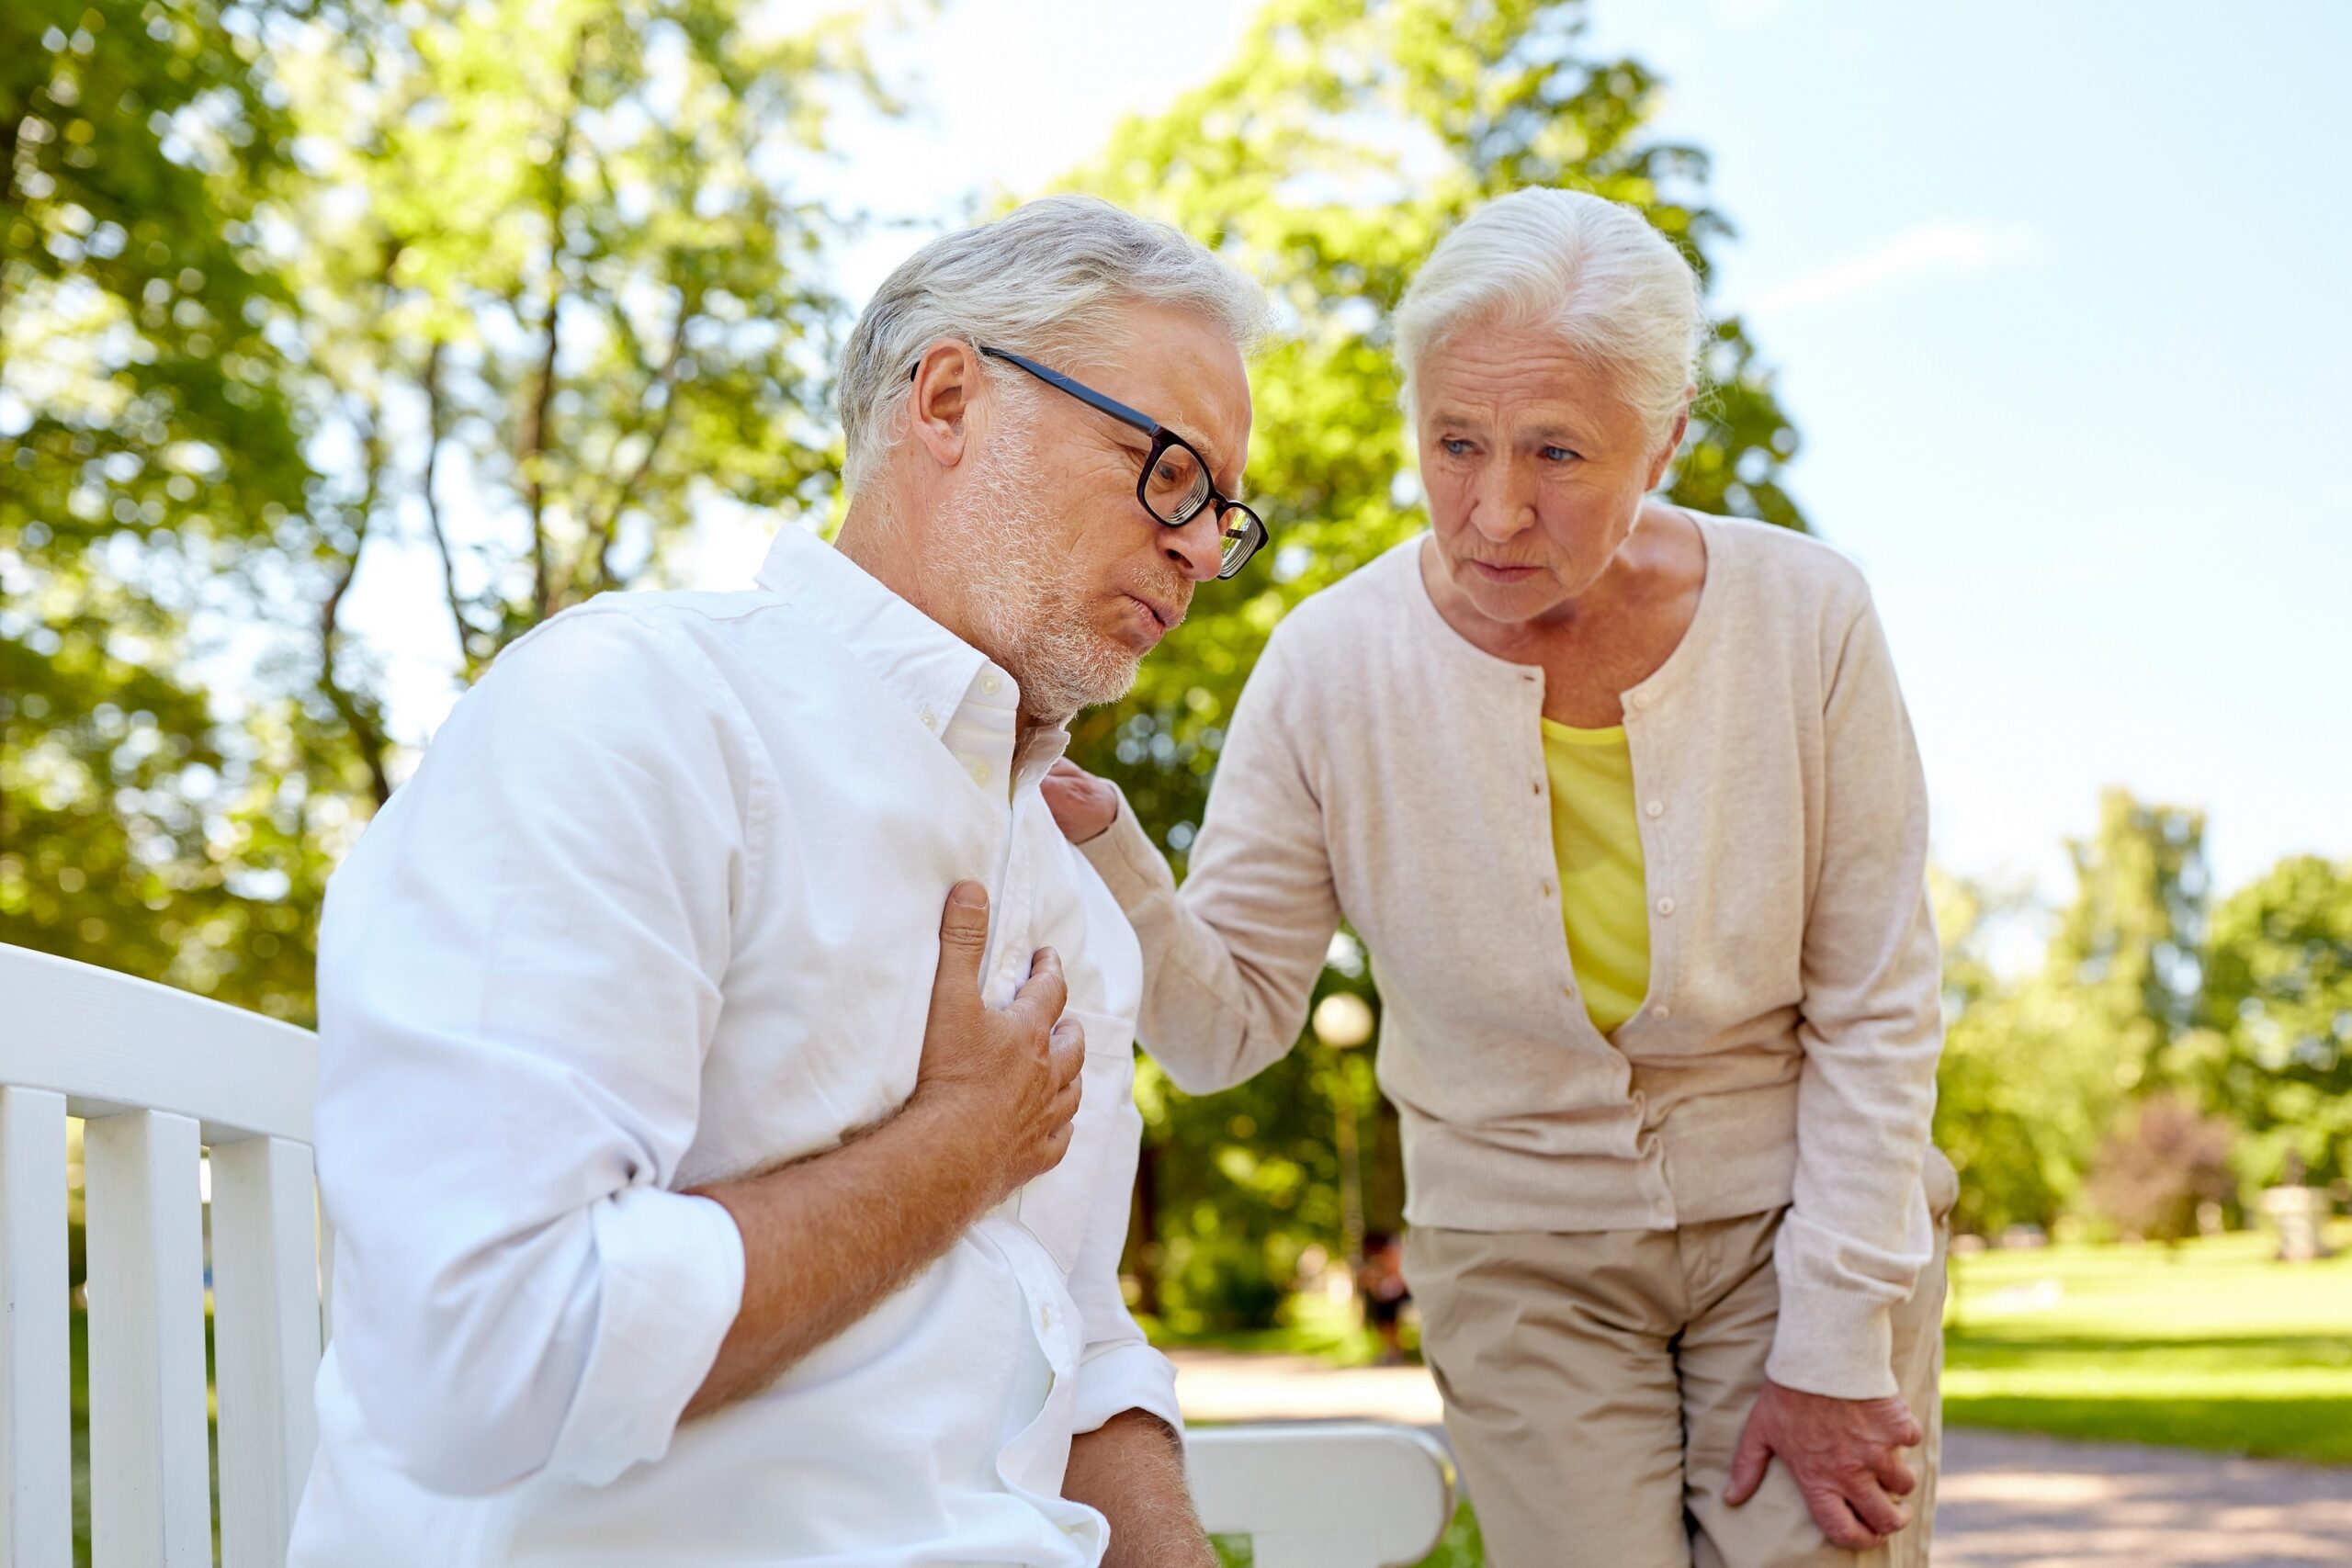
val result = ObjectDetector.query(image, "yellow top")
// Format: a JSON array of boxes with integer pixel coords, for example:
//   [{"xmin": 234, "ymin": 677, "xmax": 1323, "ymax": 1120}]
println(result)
[{"xmin": 1541, "ymin": 717, "xmax": 1652, "ymax": 1035}]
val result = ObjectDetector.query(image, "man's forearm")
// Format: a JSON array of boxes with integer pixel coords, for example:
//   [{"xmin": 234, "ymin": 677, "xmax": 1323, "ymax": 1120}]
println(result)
[
  {"xmin": 1063, "ymin": 1410, "xmax": 1216, "ymax": 1568},
  {"xmin": 684, "ymin": 1097, "xmax": 990, "ymax": 1417}
]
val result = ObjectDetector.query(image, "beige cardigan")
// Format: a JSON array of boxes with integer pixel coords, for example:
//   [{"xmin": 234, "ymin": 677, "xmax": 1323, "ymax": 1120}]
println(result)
[{"xmin": 1080, "ymin": 516, "xmax": 1944, "ymax": 1399}]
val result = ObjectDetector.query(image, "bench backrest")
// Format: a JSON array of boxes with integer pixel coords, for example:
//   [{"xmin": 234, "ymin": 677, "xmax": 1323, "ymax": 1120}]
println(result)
[{"xmin": 2, "ymin": 944, "xmax": 322, "ymax": 1567}]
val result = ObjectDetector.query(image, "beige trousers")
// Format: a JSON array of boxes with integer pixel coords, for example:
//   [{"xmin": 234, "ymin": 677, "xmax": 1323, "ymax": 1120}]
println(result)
[{"xmin": 1405, "ymin": 1155, "xmax": 1955, "ymax": 1568}]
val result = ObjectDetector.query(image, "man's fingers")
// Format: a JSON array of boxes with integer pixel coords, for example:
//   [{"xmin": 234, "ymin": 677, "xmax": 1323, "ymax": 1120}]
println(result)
[
  {"xmin": 933, "ymin": 882, "xmax": 991, "ymax": 999},
  {"xmin": 1723, "ymin": 1421, "xmax": 1771, "ymax": 1506},
  {"xmin": 1010, "ymin": 946, "xmax": 1069, "ymax": 1028},
  {"xmin": 1048, "ymin": 1015, "xmax": 1087, "ymax": 1079}
]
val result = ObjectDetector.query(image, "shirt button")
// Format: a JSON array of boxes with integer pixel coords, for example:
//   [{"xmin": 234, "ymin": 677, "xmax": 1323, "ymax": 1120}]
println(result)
[
  {"xmin": 981, "ymin": 673, "xmax": 1003, "ymax": 695},
  {"xmin": 1645, "ymin": 800, "xmax": 1664, "ymax": 818},
  {"xmin": 968, "ymin": 760, "xmax": 991, "ymax": 784},
  {"xmin": 1656, "ymin": 897, "xmax": 1676, "ymax": 916},
  {"xmin": 920, "ymin": 709, "xmax": 937, "ymax": 729}
]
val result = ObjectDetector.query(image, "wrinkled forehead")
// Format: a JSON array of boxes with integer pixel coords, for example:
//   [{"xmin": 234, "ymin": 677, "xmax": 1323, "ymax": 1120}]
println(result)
[
  {"xmin": 1415, "ymin": 324, "xmax": 1636, "ymax": 432},
  {"xmin": 1076, "ymin": 304, "xmax": 1253, "ymax": 492}
]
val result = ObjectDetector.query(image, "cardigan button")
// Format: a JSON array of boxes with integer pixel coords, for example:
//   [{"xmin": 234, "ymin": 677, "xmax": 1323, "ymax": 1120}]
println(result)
[
  {"xmin": 1653, "ymin": 1004, "xmax": 1672, "ymax": 1021},
  {"xmin": 1645, "ymin": 800, "xmax": 1664, "ymax": 818},
  {"xmin": 1632, "ymin": 693, "xmax": 1651, "ymax": 711},
  {"xmin": 1656, "ymin": 897, "xmax": 1676, "ymax": 916}
]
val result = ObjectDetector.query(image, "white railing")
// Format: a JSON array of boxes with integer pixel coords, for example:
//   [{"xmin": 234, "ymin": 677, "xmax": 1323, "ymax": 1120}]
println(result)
[
  {"xmin": 0, "ymin": 943, "xmax": 1453, "ymax": 1567},
  {"xmin": 2, "ymin": 943, "xmax": 322, "ymax": 1568}
]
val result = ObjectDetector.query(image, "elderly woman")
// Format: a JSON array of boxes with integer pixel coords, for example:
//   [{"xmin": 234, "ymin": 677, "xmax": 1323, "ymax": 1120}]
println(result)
[{"xmin": 1044, "ymin": 188, "xmax": 1957, "ymax": 1568}]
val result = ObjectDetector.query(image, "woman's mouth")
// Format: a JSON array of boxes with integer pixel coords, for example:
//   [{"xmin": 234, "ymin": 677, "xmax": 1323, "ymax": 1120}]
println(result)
[{"xmin": 1466, "ymin": 559, "xmax": 1541, "ymax": 583}]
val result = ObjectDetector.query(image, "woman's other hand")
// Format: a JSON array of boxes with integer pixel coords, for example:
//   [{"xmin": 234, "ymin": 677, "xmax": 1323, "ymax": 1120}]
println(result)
[{"xmin": 1042, "ymin": 759, "xmax": 1120, "ymax": 844}]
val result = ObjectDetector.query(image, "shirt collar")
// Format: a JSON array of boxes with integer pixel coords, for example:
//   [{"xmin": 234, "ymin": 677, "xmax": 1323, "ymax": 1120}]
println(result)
[{"xmin": 753, "ymin": 525, "xmax": 1072, "ymax": 793}]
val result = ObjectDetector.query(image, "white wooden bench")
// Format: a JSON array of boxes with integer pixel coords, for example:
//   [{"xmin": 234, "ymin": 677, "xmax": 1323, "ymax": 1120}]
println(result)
[{"xmin": 1, "ymin": 943, "xmax": 1454, "ymax": 1566}]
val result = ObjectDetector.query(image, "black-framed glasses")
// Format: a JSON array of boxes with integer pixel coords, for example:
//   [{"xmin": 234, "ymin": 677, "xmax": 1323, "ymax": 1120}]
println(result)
[{"xmin": 911, "ymin": 344, "xmax": 1267, "ymax": 579}]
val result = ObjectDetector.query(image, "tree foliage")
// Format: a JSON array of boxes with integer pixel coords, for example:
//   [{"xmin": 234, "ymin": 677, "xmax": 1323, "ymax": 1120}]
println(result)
[
  {"xmin": 2, "ymin": 0, "xmax": 322, "ymax": 1013},
  {"xmin": 2188, "ymin": 854, "xmax": 2352, "ymax": 1189},
  {"xmin": 5, "ymin": 0, "xmax": 880, "ymax": 1020}
]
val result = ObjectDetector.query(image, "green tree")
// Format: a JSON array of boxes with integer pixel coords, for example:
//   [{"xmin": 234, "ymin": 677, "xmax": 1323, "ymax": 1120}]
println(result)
[
  {"xmin": 6, "ymin": 0, "xmax": 888, "ymax": 1022},
  {"xmin": 1049, "ymin": 0, "xmax": 1806, "ymax": 1322},
  {"xmin": 1931, "ymin": 872, "xmax": 2069, "ymax": 1236},
  {"xmin": 2189, "ymin": 854, "xmax": 2352, "ymax": 1189},
  {"xmin": 2, "ymin": 0, "xmax": 323, "ymax": 1015},
  {"xmin": 270, "ymin": 0, "xmax": 879, "ymax": 786},
  {"xmin": 1934, "ymin": 791, "xmax": 2215, "ymax": 1235}
]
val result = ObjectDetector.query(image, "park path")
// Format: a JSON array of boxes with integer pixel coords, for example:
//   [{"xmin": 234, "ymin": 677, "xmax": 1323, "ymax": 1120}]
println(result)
[{"xmin": 1168, "ymin": 1350, "xmax": 2352, "ymax": 1566}]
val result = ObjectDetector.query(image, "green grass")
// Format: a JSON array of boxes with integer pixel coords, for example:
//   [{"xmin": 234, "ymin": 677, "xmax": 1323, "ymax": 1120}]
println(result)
[{"xmin": 1942, "ymin": 1224, "xmax": 2352, "ymax": 1463}]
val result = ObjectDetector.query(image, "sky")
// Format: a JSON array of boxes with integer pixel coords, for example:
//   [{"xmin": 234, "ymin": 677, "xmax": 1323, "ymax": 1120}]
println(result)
[{"xmin": 349, "ymin": 0, "xmax": 2352, "ymax": 902}]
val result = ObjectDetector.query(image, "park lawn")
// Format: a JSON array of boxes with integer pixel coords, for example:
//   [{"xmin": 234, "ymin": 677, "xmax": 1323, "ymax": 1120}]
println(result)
[{"xmin": 1941, "ymin": 1224, "xmax": 2352, "ymax": 1464}]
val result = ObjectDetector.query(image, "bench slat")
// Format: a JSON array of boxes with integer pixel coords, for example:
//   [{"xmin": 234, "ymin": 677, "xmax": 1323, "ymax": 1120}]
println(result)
[
  {"xmin": 213, "ymin": 1135, "xmax": 322, "ymax": 1568},
  {"xmin": 1188, "ymin": 1423, "xmax": 1455, "ymax": 1568},
  {"xmin": 85, "ymin": 1109, "xmax": 215, "ymax": 1567},
  {"xmin": 0, "ymin": 1087, "xmax": 71, "ymax": 1565},
  {"xmin": 0, "ymin": 946, "xmax": 316, "ymax": 1145}
]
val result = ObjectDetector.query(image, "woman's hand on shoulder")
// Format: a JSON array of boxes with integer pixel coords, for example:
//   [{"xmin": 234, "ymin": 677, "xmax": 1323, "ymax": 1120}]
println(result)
[{"xmin": 1042, "ymin": 759, "xmax": 1120, "ymax": 845}]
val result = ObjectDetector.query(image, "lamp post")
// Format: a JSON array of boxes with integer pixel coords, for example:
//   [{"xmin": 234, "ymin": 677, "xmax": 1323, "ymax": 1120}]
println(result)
[{"xmin": 1312, "ymin": 992, "xmax": 1375, "ymax": 1275}]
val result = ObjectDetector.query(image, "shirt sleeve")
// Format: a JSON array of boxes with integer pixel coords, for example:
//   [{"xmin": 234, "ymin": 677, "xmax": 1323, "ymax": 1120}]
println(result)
[
  {"xmin": 1064, "ymin": 1044, "xmax": 1182, "ymax": 1438},
  {"xmin": 313, "ymin": 607, "xmax": 760, "ymax": 1495},
  {"xmin": 1077, "ymin": 632, "xmax": 1342, "ymax": 1094},
  {"xmin": 1768, "ymin": 592, "xmax": 1945, "ymax": 1400}
]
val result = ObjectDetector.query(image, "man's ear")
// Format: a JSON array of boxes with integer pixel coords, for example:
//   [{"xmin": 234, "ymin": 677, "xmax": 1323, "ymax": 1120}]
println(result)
[{"xmin": 908, "ymin": 341, "xmax": 981, "ymax": 470}]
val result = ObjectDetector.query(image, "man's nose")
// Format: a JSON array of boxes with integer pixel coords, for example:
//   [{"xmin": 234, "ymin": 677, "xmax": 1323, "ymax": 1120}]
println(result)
[{"xmin": 1162, "ymin": 508, "xmax": 1227, "ymax": 582}]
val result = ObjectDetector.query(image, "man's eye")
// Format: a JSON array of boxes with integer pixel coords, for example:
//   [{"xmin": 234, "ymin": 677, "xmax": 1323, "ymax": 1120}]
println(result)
[
  {"xmin": 1541, "ymin": 446, "xmax": 1580, "ymax": 463},
  {"xmin": 1442, "ymin": 438, "xmax": 1475, "ymax": 456}
]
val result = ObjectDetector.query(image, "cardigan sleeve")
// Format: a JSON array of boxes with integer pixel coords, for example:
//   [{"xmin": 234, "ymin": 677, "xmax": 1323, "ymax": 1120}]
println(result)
[
  {"xmin": 1077, "ymin": 632, "xmax": 1343, "ymax": 1094},
  {"xmin": 1766, "ymin": 592, "xmax": 1946, "ymax": 1400}
]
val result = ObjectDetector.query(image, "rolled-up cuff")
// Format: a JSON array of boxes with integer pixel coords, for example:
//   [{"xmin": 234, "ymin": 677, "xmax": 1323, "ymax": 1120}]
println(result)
[
  {"xmin": 1073, "ymin": 793, "xmax": 1176, "ymax": 914},
  {"xmin": 1069, "ymin": 1340, "xmax": 1183, "ymax": 1439},
  {"xmin": 544, "ymin": 1188, "xmax": 746, "ymax": 1485},
  {"xmin": 1765, "ymin": 1281, "xmax": 1898, "ymax": 1400}
]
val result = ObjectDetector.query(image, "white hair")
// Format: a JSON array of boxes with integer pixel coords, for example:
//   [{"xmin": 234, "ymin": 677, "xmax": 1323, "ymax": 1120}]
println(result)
[
  {"xmin": 837, "ymin": 195, "xmax": 1267, "ymax": 493},
  {"xmin": 1394, "ymin": 188, "xmax": 1703, "ymax": 442}
]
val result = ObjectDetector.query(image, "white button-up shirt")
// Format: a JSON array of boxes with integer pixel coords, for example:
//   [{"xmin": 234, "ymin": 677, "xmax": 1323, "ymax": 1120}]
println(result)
[{"xmin": 290, "ymin": 524, "xmax": 1177, "ymax": 1567}]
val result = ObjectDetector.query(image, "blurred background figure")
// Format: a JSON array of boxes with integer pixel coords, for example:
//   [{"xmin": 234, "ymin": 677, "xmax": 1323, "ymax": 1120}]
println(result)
[{"xmin": 1357, "ymin": 1231, "xmax": 1411, "ymax": 1367}]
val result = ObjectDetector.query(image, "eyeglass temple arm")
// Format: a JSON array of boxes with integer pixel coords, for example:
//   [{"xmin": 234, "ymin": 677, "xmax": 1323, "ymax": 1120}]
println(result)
[{"xmin": 976, "ymin": 345, "xmax": 1163, "ymax": 437}]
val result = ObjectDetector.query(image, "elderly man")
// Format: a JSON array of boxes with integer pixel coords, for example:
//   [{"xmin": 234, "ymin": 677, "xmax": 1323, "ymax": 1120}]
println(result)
[{"xmin": 288, "ymin": 195, "xmax": 1268, "ymax": 1568}]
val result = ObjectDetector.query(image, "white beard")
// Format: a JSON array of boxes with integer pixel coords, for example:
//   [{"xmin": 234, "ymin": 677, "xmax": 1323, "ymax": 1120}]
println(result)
[{"xmin": 932, "ymin": 412, "xmax": 1146, "ymax": 723}]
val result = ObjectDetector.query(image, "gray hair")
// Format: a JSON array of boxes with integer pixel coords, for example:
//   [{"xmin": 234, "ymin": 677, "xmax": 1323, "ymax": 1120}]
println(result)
[
  {"xmin": 837, "ymin": 195, "xmax": 1267, "ymax": 492},
  {"xmin": 1394, "ymin": 188, "xmax": 1703, "ymax": 442}
]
